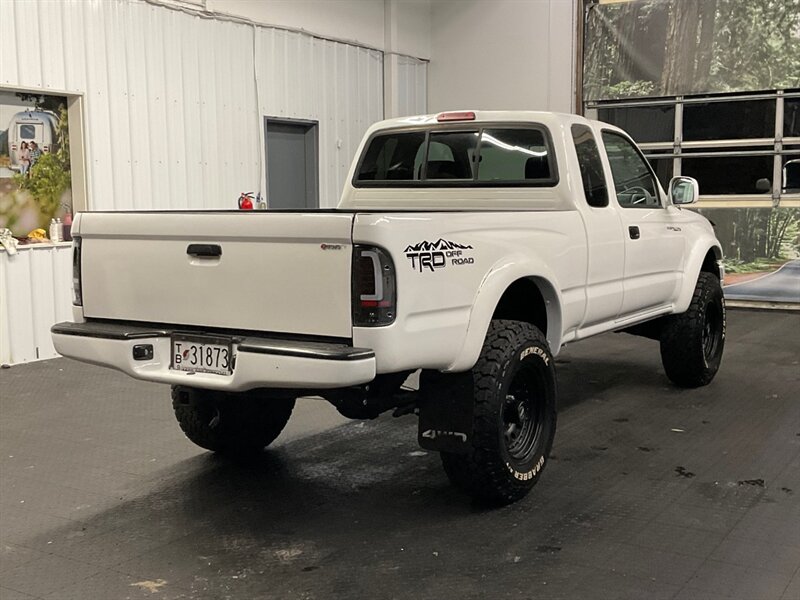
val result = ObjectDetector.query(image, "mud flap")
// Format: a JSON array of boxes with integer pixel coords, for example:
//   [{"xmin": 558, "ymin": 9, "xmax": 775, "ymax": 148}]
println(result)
[{"xmin": 417, "ymin": 371, "xmax": 474, "ymax": 454}]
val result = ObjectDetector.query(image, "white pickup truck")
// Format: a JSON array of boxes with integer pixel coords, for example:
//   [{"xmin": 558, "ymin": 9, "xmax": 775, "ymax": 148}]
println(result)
[{"xmin": 53, "ymin": 111, "xmax": 725, "ymax": 504}]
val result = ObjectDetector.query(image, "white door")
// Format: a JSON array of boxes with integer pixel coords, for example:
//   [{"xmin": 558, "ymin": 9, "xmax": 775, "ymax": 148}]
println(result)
[{"xmin": 600, "ymin": 130, "xmax": 685, "ymax": 316}]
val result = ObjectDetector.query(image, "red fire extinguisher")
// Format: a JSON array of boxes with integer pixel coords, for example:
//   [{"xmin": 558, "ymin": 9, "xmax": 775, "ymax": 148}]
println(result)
[{"xmin": 238, "ymin": 192, "xmax": 254, "ymax": 210}]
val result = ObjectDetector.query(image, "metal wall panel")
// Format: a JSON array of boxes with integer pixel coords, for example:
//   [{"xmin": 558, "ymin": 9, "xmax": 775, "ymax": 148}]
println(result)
[
  {"xmin": 256, "ymin": 28, "xmax": 384, "ymax": 207},
  {"xmin": 1, "ymin": 0, "xmax": 261, "ymax": 211},
  {"xmin": 0, "ymin": 0, "xmax": 427, "ymax": 363},
  {"xmin": 395, "ymin": 56, "xmax": 428, "ymax": 118},
  {"xmin": 0, "ymin": 246, "xmax": 73, "ymax": 365},
  {"xmin": 0, "ymin": 0, "xmax": 430, "ymax": 209}
]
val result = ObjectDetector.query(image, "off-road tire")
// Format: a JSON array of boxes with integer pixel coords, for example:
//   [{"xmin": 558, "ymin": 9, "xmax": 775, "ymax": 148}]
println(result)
[
  {"xmin": 440, "ymin": 320, "xmax": 557, "ymax": 505},
  {"xmin": 660, "ymin": 272, "xmax": 725, "ymax": 388},
  {"xmin": 171, "ymin": 386, "xmax": 295, "ymax": 455}
]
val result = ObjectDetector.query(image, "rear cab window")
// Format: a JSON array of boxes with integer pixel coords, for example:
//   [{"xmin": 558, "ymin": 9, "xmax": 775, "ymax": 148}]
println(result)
[{"xmin": 355, "ymin": 124, "xmax": 558, "ymax": 187}]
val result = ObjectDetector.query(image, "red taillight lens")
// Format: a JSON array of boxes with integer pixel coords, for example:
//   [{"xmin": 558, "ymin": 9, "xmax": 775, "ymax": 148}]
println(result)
[
  {"xmin": 436, "ymin": 111, "xmax": 476, "ymax": 122},
  {"xmin": 352, "ymin": 245, "xmax": 396, "ymax": 327}
]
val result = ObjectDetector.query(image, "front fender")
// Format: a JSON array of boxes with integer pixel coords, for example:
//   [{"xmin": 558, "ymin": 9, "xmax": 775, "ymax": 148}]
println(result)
[
  {"xmin": 674, "ymin": 241, "xmax": 722, "ymax": 314},
  {"xmin": 445, "ymin": 254, "xmax": 564, "ymax": 372}
]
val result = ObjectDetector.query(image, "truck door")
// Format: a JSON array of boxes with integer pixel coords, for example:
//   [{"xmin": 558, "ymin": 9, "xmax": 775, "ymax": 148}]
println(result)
[
  {"xmin": 600, "ymin": 131, "xmax": 685, "ymax": 316},
  {"xmin": 571, "ymin": 124, "xmax": 625, "ymax": 327}
]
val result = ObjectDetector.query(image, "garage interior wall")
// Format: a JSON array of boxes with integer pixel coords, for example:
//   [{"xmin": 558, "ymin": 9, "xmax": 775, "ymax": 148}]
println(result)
[
  {"xmin": 427, "ymin": 0, "xmax": 576, "ymax": 113},
  {"xmin": 0, "ymin": 0, "xmax": 429, "ymax": 365},
  {"xmin": 1, "ymin": 0, "xmax": 578, "ymax": 365},
  {"xmin": 0, "ymin": 0, "xmax": 429, "ymax": 212}
]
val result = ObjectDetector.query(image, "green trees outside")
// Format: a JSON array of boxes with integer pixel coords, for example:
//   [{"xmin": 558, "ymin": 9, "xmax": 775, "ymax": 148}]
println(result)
[
  {"xmin": 700, "ymin": 208, "xmax": 800, "ymax": 272},
  {"xmin": 584, "ymin": 0, "xmax": 800, "ymax": 100}
]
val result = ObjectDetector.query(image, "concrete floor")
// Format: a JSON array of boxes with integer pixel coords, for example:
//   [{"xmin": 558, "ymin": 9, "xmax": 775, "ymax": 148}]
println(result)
[{"xmin": 1, "ymin": 309, "xmax": 798, "ymax": 600}]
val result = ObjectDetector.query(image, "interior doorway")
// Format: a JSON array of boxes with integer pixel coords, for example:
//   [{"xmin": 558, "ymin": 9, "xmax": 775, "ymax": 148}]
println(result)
[{"xmin": 265, "ymin": 118, "xmax": 319, "ymax": 209}]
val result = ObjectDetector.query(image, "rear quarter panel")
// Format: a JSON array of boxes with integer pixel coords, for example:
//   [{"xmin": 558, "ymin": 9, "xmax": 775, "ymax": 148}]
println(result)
[{"xmin": 352, "ymin": 210, "xmax": 587, "ymax": 373}]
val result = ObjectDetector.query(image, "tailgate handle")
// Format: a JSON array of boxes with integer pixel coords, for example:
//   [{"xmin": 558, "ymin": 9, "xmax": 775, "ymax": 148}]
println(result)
[{"xmin": 187, "ymin": 244, "xmax": 222, "ymax": 258}]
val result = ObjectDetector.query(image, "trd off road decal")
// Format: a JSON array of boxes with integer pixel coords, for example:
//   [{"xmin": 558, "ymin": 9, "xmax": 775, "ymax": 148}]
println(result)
[{"xmin": 404, "ymin": 238, "xmax": 475, "ymax": 272}]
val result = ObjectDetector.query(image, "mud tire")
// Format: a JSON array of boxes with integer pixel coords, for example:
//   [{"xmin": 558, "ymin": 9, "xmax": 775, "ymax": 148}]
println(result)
[
  {"xmin": 440, "ymin": 320, "xmax": 557, "ymax": 505},
  {"xmin": 660, "ymin": 272, "xmax": 726, "ymax": 388}
]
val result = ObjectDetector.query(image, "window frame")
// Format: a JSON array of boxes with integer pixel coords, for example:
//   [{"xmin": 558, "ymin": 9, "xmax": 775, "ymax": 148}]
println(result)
[
  {"xmin": 601, "ymin": 128, "xmax": 664, "ymax": 209},
  {"xmin": 586, "ymin": 89, "xmax": 800, "ymax": 208},
  {"xmin": 352, "ymin": 122, "xmax": 559, "ymax": 189}
]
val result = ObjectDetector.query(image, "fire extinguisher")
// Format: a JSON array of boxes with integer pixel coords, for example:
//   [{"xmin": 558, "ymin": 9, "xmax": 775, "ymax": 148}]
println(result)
[{"xmin": 238, "ymin": 192, "xmax": 254, "ymax": 210}]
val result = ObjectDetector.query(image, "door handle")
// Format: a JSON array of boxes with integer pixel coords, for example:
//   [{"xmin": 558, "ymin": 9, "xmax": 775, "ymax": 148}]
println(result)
[
  {"xmin": 628, "ymin": 226, "xmax": 640, "ymax": 240},
  {"xmin": 187, "ymin": 244, "xmax": 222, "ymax": 257}
]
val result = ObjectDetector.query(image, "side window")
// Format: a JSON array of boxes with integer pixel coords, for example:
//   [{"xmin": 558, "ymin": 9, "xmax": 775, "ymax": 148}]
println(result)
[
  {"xmin": 601, "ymin": 131, "xmax": 661, "ymax": 208},
  {"xmin": 571, "ymin": 124, "xmax": 608, "ymax": 208}
]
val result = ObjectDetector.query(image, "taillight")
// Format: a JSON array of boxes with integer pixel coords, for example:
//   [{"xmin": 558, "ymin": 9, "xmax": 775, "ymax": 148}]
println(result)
[
  {"xmin": 352, "ymin": 245, "xmax": 396, "ymax": 326},
  {"xmin": 72, "ymin": 237, "xmax": 82, "ymax": 306}
]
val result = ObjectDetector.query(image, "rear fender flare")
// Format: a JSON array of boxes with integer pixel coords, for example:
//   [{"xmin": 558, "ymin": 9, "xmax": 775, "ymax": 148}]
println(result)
[{"xmin": 445, "ymin": 256, "xmax": 563, "ymax": 372}]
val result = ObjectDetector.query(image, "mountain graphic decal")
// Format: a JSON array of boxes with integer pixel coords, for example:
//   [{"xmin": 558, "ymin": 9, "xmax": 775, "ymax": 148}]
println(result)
[{"xmin": 404, "ymin": 239, "xmax": 474, "ymax": 253}]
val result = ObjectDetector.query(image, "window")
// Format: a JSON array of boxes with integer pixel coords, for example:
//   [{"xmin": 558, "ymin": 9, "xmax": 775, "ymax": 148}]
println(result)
[
  {"xmin": 785, "ymin": 99, "xmax": 800, "ymax": 138},
  {"xmin": 592, "ymin": 92, "xmax": 800, "ymax": 201},
  {"xmin": 598, "ymin": 105, "xmax": 674, "ymax": 143},
  {"xmin": 355, "ymin": 125, "xmax": 557, "ymax": 186},
  {"xmin": 682, "ymin": 155, "xmax": 773, "ymax": 195},
  {"xmin": 477, "ymin": 129, "xmax": 550, "ymax": 182},
  {"xmin": 426, "ymin": 131, "xmax": 478, "ymax": 179},
  {"xmin": 601, "ymin": 131, "xmax": 660, "ymax": 207},
  {"xmin": 571, "ymin": 124, "xmax": 608, "ymax": 207},
  {"xmin": 19, "ymin": 124, "xmax": 36, "ymax": 139},
  {"xmin": 356, "ymin": 132, "xmax": 426, "ymax": 182},
  {"xmin": 683, "ymin": 100, "xmax": 775, "ymax": 141}
]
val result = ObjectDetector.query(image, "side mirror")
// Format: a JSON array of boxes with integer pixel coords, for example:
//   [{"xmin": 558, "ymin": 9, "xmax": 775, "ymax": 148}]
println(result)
[{"xmin": 669, "ymin": 176, "xmax": 699, "ymax": 205}]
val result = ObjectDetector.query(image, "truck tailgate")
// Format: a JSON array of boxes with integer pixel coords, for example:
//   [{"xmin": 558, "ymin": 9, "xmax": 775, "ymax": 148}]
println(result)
[{"xmin": 77, "ymin": 212, "xmax": 354, "ymax": 338}]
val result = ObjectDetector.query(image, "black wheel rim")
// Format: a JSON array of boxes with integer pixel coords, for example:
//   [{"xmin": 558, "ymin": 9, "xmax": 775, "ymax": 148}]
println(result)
[
  {"xmin": 702, "ymin": 300, "xmax": 722, "ymax": 361},
  {"xmin": 502, "ymin": 364, "xmax": 544, "ymax": 462}
]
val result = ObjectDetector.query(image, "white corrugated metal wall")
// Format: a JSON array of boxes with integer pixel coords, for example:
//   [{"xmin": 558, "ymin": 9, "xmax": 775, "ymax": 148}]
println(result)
[
  {"xmin": 1, "ymin": 0, "xmax": 261, "ymax": 210},
  {"xmin": 0, "ymin": 246, "xmax": 73, "ymax": 365},
  {"xmin": 395, "ymin": 55, "xmax": 428, "ymax": 118},
  {"xmin": 255, "ymin": 28, "xmax": 384, "ymax": 206},
  {"xmin": 0, "ymin": 0, "xmax": 428, "ymax": 364},
  {"xmin": 0, "ymin": 0, "xmax": 418, "ymax": 210}
]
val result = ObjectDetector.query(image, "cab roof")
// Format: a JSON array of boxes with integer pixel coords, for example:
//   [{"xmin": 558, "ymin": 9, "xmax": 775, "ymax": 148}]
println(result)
[{"xmin": 368, "ymin": 110, "xmax": 601, "ymax": 132}]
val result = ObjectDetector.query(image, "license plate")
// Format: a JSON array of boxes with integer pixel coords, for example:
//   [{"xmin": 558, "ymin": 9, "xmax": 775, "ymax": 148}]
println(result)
[{"xmin": 171, "ymin": 335, "xmax": 233, "ymax": 376}]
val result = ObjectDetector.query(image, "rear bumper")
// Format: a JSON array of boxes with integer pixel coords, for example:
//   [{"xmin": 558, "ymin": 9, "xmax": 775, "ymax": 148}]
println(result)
[{"xmin": 51, "ymin": 321, "xmax": 376, "ymax": 392}]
